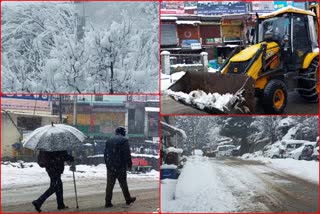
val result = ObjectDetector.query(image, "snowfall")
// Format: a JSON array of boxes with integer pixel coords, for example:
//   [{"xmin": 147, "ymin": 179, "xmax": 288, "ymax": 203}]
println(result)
[
  {"xmin": 161, "ymin": 152, "xmax": 319, "ymax": 212},
  {"xmin": 161, "ymin": 70, "xmax": 234, "ymax": 111},
  {"xmin": 2, "ymin": 162, "xmax": 158, "ymax": 190}
]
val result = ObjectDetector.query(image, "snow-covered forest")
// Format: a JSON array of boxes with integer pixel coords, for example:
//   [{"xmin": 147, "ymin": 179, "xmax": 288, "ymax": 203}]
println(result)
[
  {"xmin": 2, "ymin": 2, "xmax": 159, "ymax": 93},
  {"xmin": 171, "ymin": 116, "xmax": 318, "ymax": 154}
]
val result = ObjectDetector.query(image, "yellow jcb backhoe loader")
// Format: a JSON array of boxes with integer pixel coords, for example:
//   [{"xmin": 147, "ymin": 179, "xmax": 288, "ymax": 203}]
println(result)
[{"xmin": 168, "ymin": 5, "xmax": 319, "ymax": 114}]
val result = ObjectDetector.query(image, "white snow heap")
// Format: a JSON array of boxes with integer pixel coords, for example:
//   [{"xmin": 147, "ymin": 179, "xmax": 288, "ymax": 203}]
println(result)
[
  {"xmin": 161, "ymin": 121, "xmax": 187, "ymax": 140},
  {"xmin": 166, "ymin": 147, "xmax": 183, "ymax": 154},
  {"xmin": 165, "ymin": 89, "xmax": 234, "ymax": 111},
  {"xmin": 282, "ymin": 126, "xmax": 299, "ymax": 140},
  {"xmin": 161, "ymin": 164, "xmax": 178, "ymax": 169}
]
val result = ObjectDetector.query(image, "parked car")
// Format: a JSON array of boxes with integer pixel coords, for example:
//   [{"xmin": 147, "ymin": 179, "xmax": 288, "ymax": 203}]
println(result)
[
  {"xmin": 231, "ymin": 146, "xmax": 241, "ymax": 156},
  {"xmin": 216, "ymin": 145, "xmax": 235, "ymax": 157},
  {"xmin": 288, "ymin": 141, "xmax": 316, "ymax": 160},
  {"xmin": 301, "ymin": 142, "xmax": 317, "ymax": 160},
  {"xmin": 312, "ymin": 137, "xmax": 319, "ymax": 161},
  {"xmin": 265, "ymin": 140, "xmax": 307, "ymax": 159}
]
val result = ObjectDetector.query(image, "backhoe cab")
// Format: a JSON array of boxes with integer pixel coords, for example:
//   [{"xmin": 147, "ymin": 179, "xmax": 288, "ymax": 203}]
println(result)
[{"xmin": 219, "ymin": 6, "xmax": 319, "ymax": 113}]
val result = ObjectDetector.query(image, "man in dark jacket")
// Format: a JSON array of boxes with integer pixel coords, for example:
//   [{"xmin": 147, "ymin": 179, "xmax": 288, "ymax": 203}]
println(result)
[
  {"xmin": 32, "ymin": 151, "xmax": 74, "ymax": 212},
  {"xmin": 104, "ymin": 126, "xmax": 136, "ymax": 208}
]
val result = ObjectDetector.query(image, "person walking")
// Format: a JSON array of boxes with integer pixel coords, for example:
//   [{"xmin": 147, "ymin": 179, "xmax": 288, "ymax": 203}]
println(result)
[
  {"xmin": 104, "ymin": 126, "xmax": 136, "ymax": 208},
  {"xmin": 32, "ymin": 150, "xmax": 75, "ymax": 212}
]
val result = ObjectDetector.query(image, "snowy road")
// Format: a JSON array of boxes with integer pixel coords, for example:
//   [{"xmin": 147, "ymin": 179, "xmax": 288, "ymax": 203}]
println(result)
[
  {"xmin": 162, "ymin": 156, "xmax": 318, "ymax": 212},
  {"xmin": 2, "ymin": 178, "xmax": 158, "ymax": 212},
  {"xmin": 2, "ymin": 163, "xmax": 159, "ymax": 212}
]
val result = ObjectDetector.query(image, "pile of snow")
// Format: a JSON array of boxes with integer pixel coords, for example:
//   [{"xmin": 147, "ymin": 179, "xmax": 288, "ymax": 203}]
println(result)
[
  {"xmin": 208, "ymin": 67, "xmax": 219, "ymax": 73},
  {"xmin": 165, "ymin": 89, "xmax": 233, "ymax": 111},
  {"xmin": 170, "ymin": 64, "xmax": 203, "ymax": 68},
  {"xmin": 2, "ymin": 161, "xmax": 158, "ymax": 189},
  {"xmin": 240, "ymin": 154, "xmax": 319, "ymax": 184},
  {"xmin": 162, "ymin": 156, "xmax": 238, "ymax": 212},
  {"xmin": 193, "ymin": 149, "xmax": 203, "ymax": 156},
  {"xmin": 161, "ymin": 164, "xmax": 178, "ymax": 169},
  {"xmin": 166, "ymin": 147, "xmax": 183, "ymax": 154}
]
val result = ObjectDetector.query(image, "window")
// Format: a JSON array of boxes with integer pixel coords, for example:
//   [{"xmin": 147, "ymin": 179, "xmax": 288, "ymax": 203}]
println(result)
[{"xmin": 95, "ymin": 95, "xmax": 103, "ymax": 101}]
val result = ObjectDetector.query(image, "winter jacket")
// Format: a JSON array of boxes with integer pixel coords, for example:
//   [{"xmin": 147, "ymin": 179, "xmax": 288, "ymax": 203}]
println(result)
[
  {"xmin": 44, "ymin": 151, "xmax": 74, "ymax": 175},
  {"xmin": 104, "ymin": 135, "xmax": 132, "ymax": 171}
]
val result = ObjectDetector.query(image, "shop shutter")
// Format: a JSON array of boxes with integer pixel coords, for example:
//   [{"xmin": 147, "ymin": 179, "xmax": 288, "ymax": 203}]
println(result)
[{"xmin": 161, "ymin": 24, "xmax": 177, "ymax": 46}]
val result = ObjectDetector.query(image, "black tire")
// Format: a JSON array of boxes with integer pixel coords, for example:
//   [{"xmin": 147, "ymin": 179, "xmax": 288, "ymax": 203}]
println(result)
[
  {"xmin": 298, "ymin": 57, "xmax": 318, "ymax": 102},
  {"xmin": 263, "ymin": 79, "xmax": 288, "ymax": 114}
]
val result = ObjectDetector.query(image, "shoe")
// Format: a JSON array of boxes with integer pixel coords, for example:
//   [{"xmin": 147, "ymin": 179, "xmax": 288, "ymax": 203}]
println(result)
[
  {"xmin": 105, "ymin": 202, "xmax": 113, "ymax": 208},
  {"xmin": 126, "ymin": 197, "xmax": 136, "ymax": 205},
  {"xmin": 57, "ymin": 205, "xmax": 69, "ymax": 210},
  {"xmin": 32, "ymin": 200, "xmax": 42, "ymax": 213}
]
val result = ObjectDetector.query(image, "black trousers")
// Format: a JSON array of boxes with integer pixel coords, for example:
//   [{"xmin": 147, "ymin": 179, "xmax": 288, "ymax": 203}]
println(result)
[
  {"xmin": 105, "ymin": 168, "xmax": 131, "ymax": 204},
  {"xmin": 35, "ymin": 172, "xmax": 65, "ymax": 208}
]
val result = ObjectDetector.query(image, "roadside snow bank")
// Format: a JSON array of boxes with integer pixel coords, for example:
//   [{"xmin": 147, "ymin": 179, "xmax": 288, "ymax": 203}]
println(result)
[
  {"xmin": 2, "ymin": 162, "xmax": 158, "ymax": 189},
  {"xmin": 162, "ymin": 156, "xmax": 238, "ymax": 212},
  {"xmin": 241, "ymin": 154, "xmax": 319, "ymax": 184}
]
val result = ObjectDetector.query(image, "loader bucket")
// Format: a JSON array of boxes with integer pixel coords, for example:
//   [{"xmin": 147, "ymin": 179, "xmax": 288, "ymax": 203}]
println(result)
[{"xmin": 167, "ymin": 72, "xmax": 256, "ymax": 114}]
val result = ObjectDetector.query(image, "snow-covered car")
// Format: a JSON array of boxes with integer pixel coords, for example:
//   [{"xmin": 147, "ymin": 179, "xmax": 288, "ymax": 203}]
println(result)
[
  {"xmin": 281, "ymin": 140, "xmax": 307, "ymax": 158},
  {"xmin": 301, "ymin": 142, "xmax": 317, "ymax": 161},
  {"xmin": 216, "ymin": 145, "xmax": 235, "ymax": 157},
  {"xmin": 265, "ymin": 140, "xmax": 306, "ymax": 159},
  {"xmin": 264, "ymin": 141, "xmax": 281, "ymax": 158},
  {"xmin": 287, "ymin": 141, "xmax": 316, "ymax": 160}
]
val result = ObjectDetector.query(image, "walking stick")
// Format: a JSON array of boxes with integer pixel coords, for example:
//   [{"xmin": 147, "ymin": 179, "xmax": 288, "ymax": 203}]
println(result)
[{"xmin": 72, "ymin": 168, "xmax": 79, "ymax": 208}]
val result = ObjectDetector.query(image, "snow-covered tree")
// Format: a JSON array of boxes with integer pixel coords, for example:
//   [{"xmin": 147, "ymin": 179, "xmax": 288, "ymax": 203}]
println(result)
[
  {"xmin": 2, "ymin": 2, "xmax": 159, "ymax": 93},
  {"xmin": 2, "ymin": 2, "xmax": 77, "ymax": 92}
]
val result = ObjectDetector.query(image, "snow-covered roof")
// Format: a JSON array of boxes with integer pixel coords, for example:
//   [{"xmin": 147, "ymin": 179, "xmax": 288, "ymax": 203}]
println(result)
[
  {"xmin": 161, "ymin": 16, "xmax": 178, "ymax": 21},
  {"xmin": 281, "ymin": 139, "xmax": 312, "ymax": 145},
  {"xmin": 166, "ymin": 147, "xmax": 183, "ymax": 154},
  {"xmin": 278, "ymin": 117, "xmax": 295, "ymax": 127},
  {"xmin": 161, "ymin": 121, "xmax": 187, "ymax": 140},
  {"xmin": 176, "ymin": 20, "xmax": 201, "ymax": 25},
  {"xmin": 2, "ymin": 110, "xmax": 63, "ymax": 118},
  {"xmin": 145, "ymin": 107, "xmax": 159, "ymax": 112}
]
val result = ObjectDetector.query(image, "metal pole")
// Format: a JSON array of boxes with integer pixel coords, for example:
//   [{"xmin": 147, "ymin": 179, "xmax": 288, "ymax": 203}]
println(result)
[
  {"xmin": 72, "ymin": 170, "xmax": 79, "ymax": 208},
  {"xmin": 73, "ymin": 95, "xmax": 77, "ymax": 126},
  {"xmin": 59, "ymin": 95, "xmax": 62, "ymax": 124}
]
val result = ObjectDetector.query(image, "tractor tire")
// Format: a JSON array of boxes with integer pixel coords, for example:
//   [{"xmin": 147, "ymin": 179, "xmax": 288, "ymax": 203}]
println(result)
[
  {"xmin": 298, "ymin": 57, "xmax": 318, "ymax": 102},
  {"xmin": 263, "ymin": 79, "xmax": 288, "ymax": 114}
]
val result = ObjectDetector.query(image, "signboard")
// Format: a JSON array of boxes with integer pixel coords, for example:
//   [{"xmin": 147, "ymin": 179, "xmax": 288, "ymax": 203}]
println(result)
[
  {"xmin": 161, "ymin": 1, "xmax": 185, "ymax": 14},
  {"xmin": 274, "ymin": 1, "xmax": 288, "ymax": 10},
  {"xmin": 1, "ymin": 95, "xmax": 52, "ymax": 113},
  {"xmin": 197, "ymin": 1, "xmax": 247, "ymax": 15},
  {"xmin": 252, "ymin": 1, "xmax": 275, "ymax": 13}
]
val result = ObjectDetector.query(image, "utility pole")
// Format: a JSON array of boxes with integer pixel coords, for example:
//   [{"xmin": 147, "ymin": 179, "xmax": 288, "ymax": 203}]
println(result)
[
  {"xmin": 73, "ymin": 95, "xmax": 77, "ymax": 126},
  {"xmin": 59, "ymin": 95, "xmax": 62, "ymax": 124}
]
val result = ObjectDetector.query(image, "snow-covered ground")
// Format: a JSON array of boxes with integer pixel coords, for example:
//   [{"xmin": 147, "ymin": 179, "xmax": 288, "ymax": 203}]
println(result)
[
  {"xmin": 162, "ymin": 156, "xmax": 239, "ymax": 212},
  {"xmin": 161, "ymin": 154, "xmax": 318, "ymax": 212},
  {"xmin": 2, "ymin": 162, "xmax": 158, "ymax": 189},
  {"xmin": 241, "ymin": 153, "xmax": 319, "ymax": 184}
]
